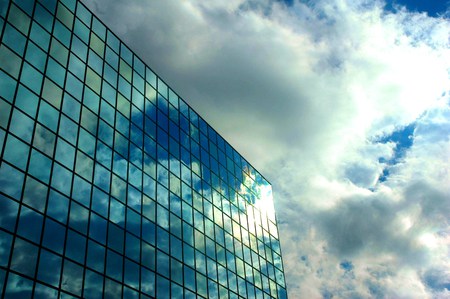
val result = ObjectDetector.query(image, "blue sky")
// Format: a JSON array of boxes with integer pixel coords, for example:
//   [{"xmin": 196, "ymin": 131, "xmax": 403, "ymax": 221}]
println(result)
[
  {"xmin": 385, "ymin": 0, "xmax": 450, "ymax": 17},
  {"xmin": 84, "ymin": 0, "xmax": 450, "ymax": 298}
]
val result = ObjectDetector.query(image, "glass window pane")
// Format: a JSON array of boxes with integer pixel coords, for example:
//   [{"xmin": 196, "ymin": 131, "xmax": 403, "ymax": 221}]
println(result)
[
  {"xmin": 46, "ymin": 58, "xmax": 66, "ymax": 88},
  {"xmin": 38, "ymin": 101, "xmax": 59, "ymax": 132},
  {"xmin": 9, "ymin": 108, "xmax": 34, "ymax": 143},
  {"xmin": 0, "ymin": 44, "xmax": 22, "ymax": 79},
  {"xmin": 61, "ymin": 259, "xmax": 83, "ymax": 296},
  {"xmin": 140, "ymin": 268, "xmax": 155, "ymax": 297},
  {"xmin": 24, "ymin": 41, "xmax": 47, "ymax": 72},
  {"xmin": 84, "ymin": 269, "xmax": 103, "ymax": 299},
  {"xmin": 14, "ymin": 84, "xmax": 39, "ymax": 118},
  {"xmin": 65, "ymin": 229, "xmax": 86, "ymax": 263},
  {"xmin": 69, "ymin": 200, "xmax": 89, "ymax": 234},
  {"xmin": 3, "ymin": 134, "xmax": 30, "ymax": 171},
  {"xmin": 30, "ymin": 21, "xmax": 51, "ymax": 52},
  {"xmin": 17, "ymin": 206, "xmax": 43, "ymax": 243},
  {"xmin": 61, "ymin": 93, "xmax": 81, "ymax": 122},
  {"xmin": 10, "ymin": 237, "xmax": 38, "ymax": 277},
  {"xmin": 42, "ymin": 217, "xmax": 66, "ymax": 254},
  {"xmin": 8, "ymin": 4, "xmax": 31, "ymax": 35},
  {"xmin": 34, "ymin": 282, "xmax": 59, "ymax": 299},
  {"xmin": 0, "ymin": 70, "xmax": 17, "ymax": 102},
  {"xmin": 37, "ymin": 249, "xmax": 62, "ymax": 287},
  {"xmin": 55, "ymin": 137, "xmax": 76, "ymax": 169},
  {"xmin": 0, "ymin": 230, "xmax": 13, "ymax": 267},
  {"xmin": 125, "ymin": 232, "xmax": 140, "ymax": 262},
  {"xmin": 33, "ymin": 123, "xmax": 56, "ymax": 157},
  {"xmin": 107, "ymin": 222, "xmax": 124, "ymax": 253},
  {"xmin": 34, "ymin": 2, "xmax": 54, "ymax": 31},
  {"xmin": 0, "ymin": 162, "xmax": 25, "ymax": 200},
  {"xmin": 46, "ymin": 190, "xmax": 69, "ymax": 225},
  {"xmin": 50, "ymin": 37, "xmax": 69, "ymax": 66},
  {"xmin": 4, "ymin": 272, "xmax": 33, "ymax": 297},
  {"xmin": 124, "ymin": 259, "xmax": 139, "ymax": 290},
  {"xmin": 22, "ymin": 175, "xmax": 48, "ymax": 212},
  {"xmin": 106, "ymin": 249, "xmax": 123, "ymax": 281},
  {"xmin": 71, "ymin": 175, "xmax": 91, "ymax": 207},
  {"xmin": 28, "ymin": 149, "xmax": 52, "ymax": 184},
  {"xmin": 56, "ymin": 2, "xmax": 74, "ymax": 29}
]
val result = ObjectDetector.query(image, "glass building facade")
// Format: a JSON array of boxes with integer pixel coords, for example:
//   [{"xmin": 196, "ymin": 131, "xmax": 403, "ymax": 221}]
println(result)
[{"xmin": 0, "ymin": 0, "xmax": 287, "ymax": 298}]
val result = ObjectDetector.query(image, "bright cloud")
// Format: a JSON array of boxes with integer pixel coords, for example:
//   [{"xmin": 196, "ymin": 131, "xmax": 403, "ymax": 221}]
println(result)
[{"xmin": 84, "ymin": 0, "xmax": 450, "ymax": 297}]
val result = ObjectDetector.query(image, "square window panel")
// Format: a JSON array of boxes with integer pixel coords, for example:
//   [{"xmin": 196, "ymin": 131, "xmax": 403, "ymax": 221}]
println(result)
[{"xmin": 10, "ymin": 237, "xmax": 38, "ymax": 277}]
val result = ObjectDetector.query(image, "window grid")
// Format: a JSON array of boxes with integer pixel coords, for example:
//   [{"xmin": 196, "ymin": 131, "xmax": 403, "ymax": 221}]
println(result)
[{"xmin": 0, "ymin": 0, "xmax": 287, "ymax": 298}]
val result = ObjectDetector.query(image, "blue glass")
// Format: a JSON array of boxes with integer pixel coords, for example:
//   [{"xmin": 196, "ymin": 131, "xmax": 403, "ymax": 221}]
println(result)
[
  {"xmin": 0, "ymin": 230, "xmax": 12, "ymax": 266},
  {"xmin": 91, "ymin": 187, "xmax": 109, "ymax": 217},
  {"xmin": 126, "ymin": 207, "xmax": 140, "ymax": 236},
  {"xmin": 78, "ymin": 128, "xmax": 95, "ymax": 156},
  {"xmin": 3, "ymin": 23, "xmax": 27, "ymax": 56},
  {"xmin": 10, "ymin": 237, "xmax": 38, "ymax": 277},
  {"xmin": 141, "ymin": 217, "xmax": 156, "ymax": 246},
  {"xmin": 104, "ymin": 278, "xmax": 122, "ymax": 299},
  {"xmin": 4, "ymin": 272, "xmax": 33, "ymax": 298},
  {"xmin": 114, "ymin": 132, "xmax": 129, "ymax": 159},
  {"xmin": 71, "ymin": 175, "xmax": 91, "ymax": 207},
  {"xmin": 105, "ymin": 46, "xmax": 119, "ymax": 70},
  {"xmin": 124, "ymin": 259, "xmax": 139, "ymax": 289},
  {"xmin": 73, "ymin": 18, "xmax": 89, "ymax": 43},
  {"xmin": 18, "ymin": 63, "xmax": 41, "ymax": 96},
  {"xmin": 27, "ymin": 149, "xmax": 51, "ymax": 184},
  {"xmin": 88, "ymin": 50, "xmax": 103, "ymax": 74},
  {"xmin": 46, "ymin": 190, "xmax": 69, "ymax": 224},
  {"xmin": 89, "ymin": 212, "xmax": 107, "ymax": 243},
  {"xmin": 116, "ymin": 112, "xmax": 129, "ymax": 137},
  {"xmin": 38, "ymin": 101, "xmax": 59, "ymax": 132},
  {"xmin": 61, "ymin": 259, "xmax": 83, "ymax": 296},
  {"xmin": 60, "ymin": 0, "xmax": 75, "ymax": 12},
  {"xmin": 71, "ymin": 35, "xmax": 87, "ymax": 60},
  {"xmin": 156, "ymin": 274, "xmax": 170, "ymax": 298},
  {"xmin": 42, "ymin": 217, "xmax": 66, "ymax": 254},
  {"xmin": 37, "ymin": 249, "xmax": 62, "ymax": 287},
  {"xmin": 55, "ymin": 137, "xmax": 75, "ymax": 169},
  {"xmin": 111, "ymin": 173, "xmax": 126, "ymax": 202},
  {"xmin": 65, "ymin": 229, "xmax": 86, "ymax": 263},
  {"xmin": 0, "ymin": 0, "xmax": 8, "ymax": 18},
  {"xmin": 106, "ymin": 249, "xmax": 123, "ymax": 281},
  {"xmin": 140, "ymin": 268, "xmax": 155, "ymax": 297},
  {"xmin": 34, "ymin": 282, "xmax": 59, "ymax": 299},
  {"xmin": 30, "ymin": 20, "xmax": 51, "ymax": 51},
  {"xmin": 125, "ymin": 232, "xmax": 140, "ymax": 262},
  {"xmin": 46, "ymin": 57, "xmax": 66, "ymax": 87},
  {"xmin": 109, "ymin": 196, "xmax": 125, "ymax": 225},
  {"xmin": 94, "ymin": 162, "xmax": 111, "ymax": 192},
  {"xmin": 65, "ymin": 72, "xmax": 83, "ymax": 101},
  {"xmin": 69, "ymin": 200, "xmax": 89, "ymax": 234},
  {"xmin": 22, "ymin": 176, "xmax": 48, "ymax": 212},
  {"xmin": 98, "ymin": 119, "xmax": 113, "ymax": 147},
  {"xmin": 118, "ymin": 76, "xmax": 131, "ymax": 98},
  {"xmin": 68, "ymin": 52, "xmax": 85, "ymax": 80},
  {"xmin": 108, "ymin": 222, "xmax": 124, "ymax": 253},
  {"xmin": 92, "ymin": 17, "xmax": 106, "ymax": 40},
  {"xmin": 3, "ymin": 134, "xmax": 30, "ymax": 170},
  {"xmin": 76, "ymin": 3, "xmax": 92, "ymax": 26},
  {"xmin": 75, "ymin": 150, "xmax": 94, "ymax": 182},
  {"xmin": 84, "ymin": 269, "xmax": 103, "ymax": 298},
  {"xmin": 33, "ymin": 123, "xmax": 56, "ymax": 156}
]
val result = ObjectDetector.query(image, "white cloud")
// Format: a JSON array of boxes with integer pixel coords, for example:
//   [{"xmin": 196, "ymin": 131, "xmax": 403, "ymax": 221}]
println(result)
[{"xmin": 83, "ymin": 0, "xmax": 450, "ymax": 297}]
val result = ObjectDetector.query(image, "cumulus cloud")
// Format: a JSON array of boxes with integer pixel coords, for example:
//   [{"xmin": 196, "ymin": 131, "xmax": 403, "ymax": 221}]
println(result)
[{"xmin": 83, "ymin": 0, "xmax": 450, "ymax": 297}]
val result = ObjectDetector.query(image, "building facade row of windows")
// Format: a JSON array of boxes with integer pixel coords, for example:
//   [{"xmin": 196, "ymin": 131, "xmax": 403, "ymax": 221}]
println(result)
[{"xmin": 0, "ymin": 0, "xmax": 287, "ymax": 298}]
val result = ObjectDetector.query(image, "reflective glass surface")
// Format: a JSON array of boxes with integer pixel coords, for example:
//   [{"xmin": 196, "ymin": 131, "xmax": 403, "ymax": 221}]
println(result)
[{"xmin": 0, "ymin": 0, "xmax": 287, "ymax": 298}]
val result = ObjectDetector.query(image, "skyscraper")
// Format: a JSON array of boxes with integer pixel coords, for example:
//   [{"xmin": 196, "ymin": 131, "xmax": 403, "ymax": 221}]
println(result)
[{"xmin": 0, "ymin": 0, "xmax": 287, "ymax": 298}]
